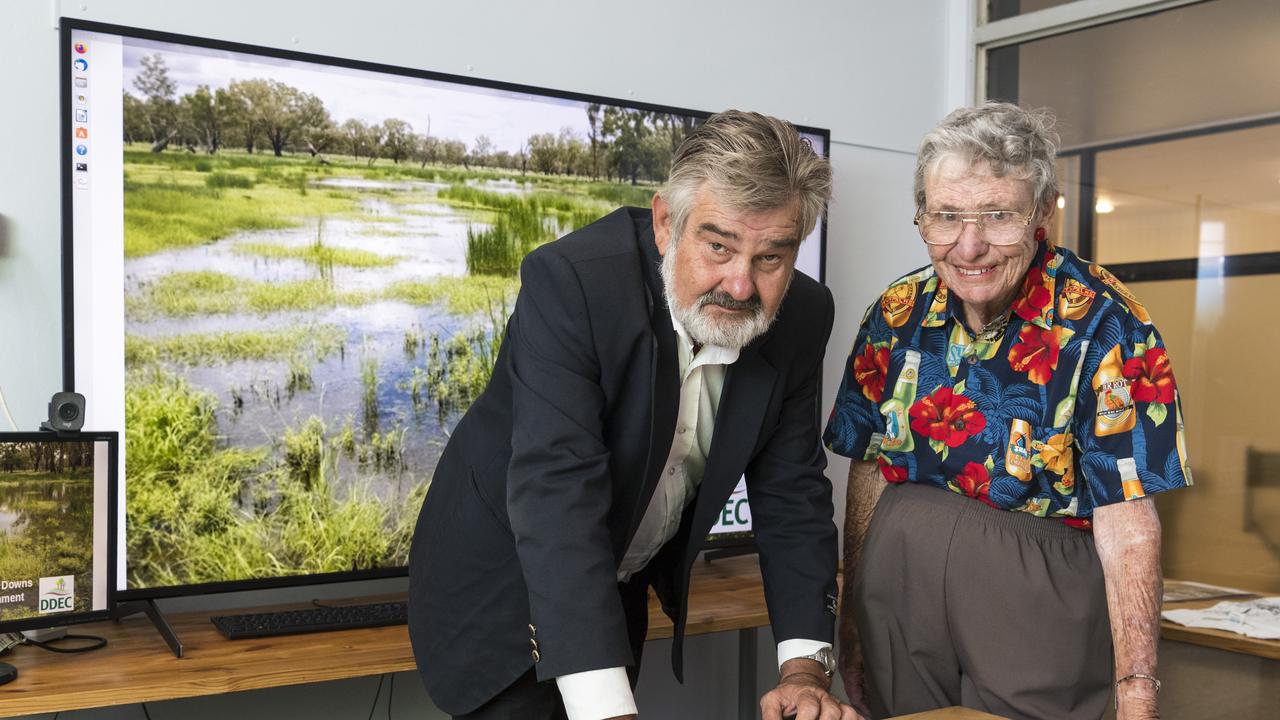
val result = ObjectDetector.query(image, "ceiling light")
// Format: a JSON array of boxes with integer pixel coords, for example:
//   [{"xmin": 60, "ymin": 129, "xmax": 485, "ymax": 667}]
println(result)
[{"xmin": 1095, "ymin": 199, "xmax": 1115, "ymax": 214}]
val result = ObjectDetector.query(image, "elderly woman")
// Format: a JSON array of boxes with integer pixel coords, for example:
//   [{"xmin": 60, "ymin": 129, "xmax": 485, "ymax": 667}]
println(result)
[{"xmin": 825, "ymin": 102, "xmax": 1191, "ymax": 720}]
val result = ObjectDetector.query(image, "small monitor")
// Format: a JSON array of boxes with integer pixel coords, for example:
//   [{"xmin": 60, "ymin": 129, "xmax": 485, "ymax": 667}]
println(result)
[{"xmin": 0, "ymin": 432, "xmax": 116, "ymax": 633}]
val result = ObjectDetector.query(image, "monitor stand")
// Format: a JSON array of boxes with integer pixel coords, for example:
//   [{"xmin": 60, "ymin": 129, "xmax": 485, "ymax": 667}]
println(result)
[
  {"xmin": 0, "ymin": 662, "xmax": 15, "ymax": 686},
  {"xmin": 114, "ymin": 599, "xmax": 184, "ymax": 657}
]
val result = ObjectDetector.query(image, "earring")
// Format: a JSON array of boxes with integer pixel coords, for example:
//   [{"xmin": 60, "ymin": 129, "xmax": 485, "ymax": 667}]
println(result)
[{"xmin": 1034, "ymin": 227, "xmax": 1047, "ymax": 242}]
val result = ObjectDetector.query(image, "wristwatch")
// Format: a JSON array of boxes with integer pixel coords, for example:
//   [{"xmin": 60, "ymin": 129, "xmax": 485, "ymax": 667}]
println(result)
[{"xmin": 794, "ymin": 646, "xmax": 835, "ymax": 678}]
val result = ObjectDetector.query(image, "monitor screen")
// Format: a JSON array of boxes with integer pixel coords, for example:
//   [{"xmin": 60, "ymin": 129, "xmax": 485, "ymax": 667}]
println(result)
[
  {"xmin": 0, "ymin": 432, "xmax": 115, "ymax": 632},
  {"xmin": 62, "ymin": 20, "xmax": 827, "ymax": 597}
]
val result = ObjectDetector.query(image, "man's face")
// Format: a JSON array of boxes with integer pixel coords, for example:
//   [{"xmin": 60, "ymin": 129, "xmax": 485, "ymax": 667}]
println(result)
[{"xmin": 653, "ymin": 188, "xmax": 800, "ymax": 349}]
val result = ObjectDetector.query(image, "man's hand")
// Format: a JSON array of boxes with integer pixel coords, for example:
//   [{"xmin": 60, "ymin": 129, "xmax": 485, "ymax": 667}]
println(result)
[{"xmin": 760, "ymin": 660, "xmax": 864, "ymax": 720}]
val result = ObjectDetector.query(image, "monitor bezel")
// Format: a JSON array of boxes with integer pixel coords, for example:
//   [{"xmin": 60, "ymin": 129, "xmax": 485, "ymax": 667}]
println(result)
[
  {"xmin": 0, "ymin": 430, "xmax": 118, "ymax": 633},
  {"xmin": 59, "ymin": 18, "xmax": 829, "ymax": 599}
]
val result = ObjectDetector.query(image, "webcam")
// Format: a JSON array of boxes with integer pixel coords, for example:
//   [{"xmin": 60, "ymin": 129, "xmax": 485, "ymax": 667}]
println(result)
[{"xmin": 41, "ymin": 391, "xmax": 85, "ymax": 433}]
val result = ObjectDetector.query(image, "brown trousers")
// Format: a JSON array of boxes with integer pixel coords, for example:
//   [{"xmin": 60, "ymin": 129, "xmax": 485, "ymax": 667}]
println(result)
[{"xmin": 853, "ymin": 482, "xmax": 1113, "ymax": 720}]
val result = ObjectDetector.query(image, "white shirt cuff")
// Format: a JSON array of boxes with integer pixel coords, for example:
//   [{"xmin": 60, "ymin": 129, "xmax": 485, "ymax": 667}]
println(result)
[
  {"xmin": 777, "ymin": 638, "xmax": 832, "ymax": 671},
  {"xmin": 555, "ymin": 666, "xmax": 637, "ymax": 720}
]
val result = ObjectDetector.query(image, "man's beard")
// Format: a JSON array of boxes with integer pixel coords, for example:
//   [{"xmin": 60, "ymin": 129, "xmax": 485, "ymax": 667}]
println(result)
[{"xmin": 660, "ymin": 245, "xmax": 786, "ymax": 350}]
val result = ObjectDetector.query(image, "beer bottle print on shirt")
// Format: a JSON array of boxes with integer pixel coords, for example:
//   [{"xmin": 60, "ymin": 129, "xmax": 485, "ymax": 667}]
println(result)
[
  {"xmin": 880, "ymin": 350, "xmax": 920, "ymax": 453},
  {"xmin": 1092, "ymin": 344, "xmax": 1136, "ymax": 436}
]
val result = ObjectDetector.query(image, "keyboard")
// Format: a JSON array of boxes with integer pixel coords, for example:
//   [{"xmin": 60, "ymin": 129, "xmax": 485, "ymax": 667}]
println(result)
[{"xmin": 211, "ymin": 600, "xmax": 408, "ymax": 639}]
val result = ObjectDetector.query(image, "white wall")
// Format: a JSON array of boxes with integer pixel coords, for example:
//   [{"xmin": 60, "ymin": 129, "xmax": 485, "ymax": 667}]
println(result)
[{"xmin": 0, "ymin": 0, "xmax": 955, "ymax": 717}]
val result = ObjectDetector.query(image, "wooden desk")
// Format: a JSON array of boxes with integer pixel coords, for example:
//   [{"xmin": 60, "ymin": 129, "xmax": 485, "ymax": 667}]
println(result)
[
  {"xmin": 1161, "ymin": 592, "xmax": 1280, "ymax": 661},
  {"xmin": 0, "ymin": 555, "xmax": 771, "ymax": 718}
]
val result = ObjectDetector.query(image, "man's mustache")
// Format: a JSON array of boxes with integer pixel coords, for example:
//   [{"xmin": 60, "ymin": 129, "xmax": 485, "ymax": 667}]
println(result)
[{"xmin": 697, "ymin": 291, "xmax": 762, "ymax": 312}]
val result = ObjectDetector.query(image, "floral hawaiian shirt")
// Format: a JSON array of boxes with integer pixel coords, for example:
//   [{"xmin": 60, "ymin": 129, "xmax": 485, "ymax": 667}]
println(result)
[{"xmin": 824, "ymin": 241, "xmax": 1192, "ymax": 528}]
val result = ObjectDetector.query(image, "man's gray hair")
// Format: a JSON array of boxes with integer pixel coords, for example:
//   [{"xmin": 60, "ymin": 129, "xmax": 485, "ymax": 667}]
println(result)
[
  {"xmin": 914, "ymin": 102, "xmax": 1061, "ymax": 217},
  {"xmin": 659, "ymin": 110, "xmax": 832, "ymax": 245}
]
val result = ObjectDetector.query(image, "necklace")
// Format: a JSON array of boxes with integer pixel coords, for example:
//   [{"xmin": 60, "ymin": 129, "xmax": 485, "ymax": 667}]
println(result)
[{"xmin": 974, "ymin": 311, "xmax": 1011, "ymax": 342}]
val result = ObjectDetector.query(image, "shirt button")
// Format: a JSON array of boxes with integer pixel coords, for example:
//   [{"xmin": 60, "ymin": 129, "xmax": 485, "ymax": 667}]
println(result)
[
  {"xmin": 528, "ymin": 623, "xmax": 537, "ymax": 638},
  {"xmin": 668, "ymin": 467, "xmax": 676, "ymax": 475},
  {"xmin": 966, "ymin": 355, "xmax": 978, "ymax": 365},
  {"xmin": 532, "ymin": 649, "xmax": 541, "ymax": 663},
  {"xmin": 678, "ymin": 427, "xmax": 687, "ymax": 434}
]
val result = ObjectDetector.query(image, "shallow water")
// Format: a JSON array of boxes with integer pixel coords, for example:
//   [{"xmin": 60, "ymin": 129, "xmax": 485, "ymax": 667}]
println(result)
[{"xmin": 124, "ymin": 180, "xmax": 503, "ymax": 547}]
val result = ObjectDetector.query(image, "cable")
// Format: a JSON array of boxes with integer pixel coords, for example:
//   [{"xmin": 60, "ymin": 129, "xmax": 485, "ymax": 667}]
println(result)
[
  {"xmin": 366, "ymin": 673, "xmax": 386, "ymax": 720},
  {"xmin": 22, "ymin": 634, "xmax": 107, "ymax": 654},
  {"xmin": 142, "ymin": 702, "xmax": 153, "ymax": 720},
  {"xmin": 387, "ymin": 672, "xmax": 395, "ymax": 720},
  {"xmin": 0, "ymin": 385, "xmax": 18, "ymax": 431}
]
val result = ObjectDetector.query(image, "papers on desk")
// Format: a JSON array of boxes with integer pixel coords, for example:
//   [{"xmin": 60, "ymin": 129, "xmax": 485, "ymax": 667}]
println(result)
[
  {"xmin": 1162, "ymin": 579, "xmax": 1251, "ymax": 603},
  {"xmin": 1162, "ymin": 597, "xmax": 1280, "ymax": 639}
]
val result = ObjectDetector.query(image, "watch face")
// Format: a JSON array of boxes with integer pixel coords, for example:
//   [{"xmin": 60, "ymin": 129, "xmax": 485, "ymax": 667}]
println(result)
[{"xmin": 805, "ymin": 647, "xmax": 836, "ymax": 676}]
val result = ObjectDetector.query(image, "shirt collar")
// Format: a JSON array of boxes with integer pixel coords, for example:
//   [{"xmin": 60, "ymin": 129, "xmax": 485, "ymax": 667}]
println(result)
[{"xmin": 670, "ymin": 313, "xmax": 740, "ymax": 376}]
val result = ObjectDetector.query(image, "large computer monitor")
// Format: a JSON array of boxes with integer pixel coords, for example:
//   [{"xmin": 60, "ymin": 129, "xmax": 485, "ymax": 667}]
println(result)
[
  {"xmin": 0, "ymin": 432, "xmax": 116, "ymax": 633},
  {"xmin": 61, "ymin": 19, "xmax": 827, "ymax": 599}
]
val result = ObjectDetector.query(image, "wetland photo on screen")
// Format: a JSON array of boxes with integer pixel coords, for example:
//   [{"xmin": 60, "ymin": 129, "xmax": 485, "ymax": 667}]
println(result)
[
  {"xmin": 0, "ymin": 441, "xmax": 96, "ymax": 619},
  {"xmin": 120, "ymin": 38, "xmax": 697, "ymax": 589}
]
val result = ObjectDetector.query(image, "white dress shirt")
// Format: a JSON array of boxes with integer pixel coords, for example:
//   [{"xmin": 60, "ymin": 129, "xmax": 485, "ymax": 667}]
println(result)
[{"xmin": 554, "ymin": 316, "xmax": 831, "ymax": 719}]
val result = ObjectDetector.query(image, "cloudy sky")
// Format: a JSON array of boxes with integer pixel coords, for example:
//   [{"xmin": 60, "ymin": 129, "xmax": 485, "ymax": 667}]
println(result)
[{"xmin": 122, "ymin": 37, "xmax": 599, "ymax": 154}]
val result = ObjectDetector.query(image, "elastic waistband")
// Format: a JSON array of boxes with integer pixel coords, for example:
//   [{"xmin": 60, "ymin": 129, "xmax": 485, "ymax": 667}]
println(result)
[{"xmin": 885, "ymin": 481, "xmax": 1088, "ymax": 542}]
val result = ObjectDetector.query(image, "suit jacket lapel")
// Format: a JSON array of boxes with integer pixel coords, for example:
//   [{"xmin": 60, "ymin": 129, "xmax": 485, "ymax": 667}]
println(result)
[{"xmin": 627, "ymin": 220, "xmax": 680, "ymax": 543}]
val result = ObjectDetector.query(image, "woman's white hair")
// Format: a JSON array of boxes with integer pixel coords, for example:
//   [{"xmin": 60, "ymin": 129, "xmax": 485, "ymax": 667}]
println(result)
[{"xmin": 914, "ymin": 102, "xmax": 1061, "ymax": 218}]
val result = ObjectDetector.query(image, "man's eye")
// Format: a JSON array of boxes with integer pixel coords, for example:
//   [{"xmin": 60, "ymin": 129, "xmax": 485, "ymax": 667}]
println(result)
[
  {"xmin": 988, "ymin": 211, "xmax": 1011, "ymax": 221},
  {"xmin": 708, "ymin": 242, "xmax": 726, "ymax": 253},
  {"xmin": 938, "ymin": 212, "xmax": 960, "ymax": 223},
  {"xmin": 759, "ymin": 254, "xmax": 783, "ymax": 264}
]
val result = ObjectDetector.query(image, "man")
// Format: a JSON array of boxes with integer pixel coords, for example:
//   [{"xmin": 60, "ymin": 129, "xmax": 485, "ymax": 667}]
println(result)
[{"xmin": 409, "ymin": 110, "xmax": 855, "ymax": 720}]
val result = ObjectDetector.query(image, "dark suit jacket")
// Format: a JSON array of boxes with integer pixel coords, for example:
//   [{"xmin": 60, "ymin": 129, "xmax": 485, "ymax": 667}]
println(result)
[{"xmin": 408, "ymin": 207, "xmax": 838, "ymax": 715}]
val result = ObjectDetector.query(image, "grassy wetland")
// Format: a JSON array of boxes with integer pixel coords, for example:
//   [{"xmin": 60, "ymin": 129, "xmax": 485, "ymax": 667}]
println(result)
[
  {"xmin": 0, "ymin": 442, "xmax": 98, "ymax": 619},
  {"xmin": 117, "ymin": 46, "xmax": 684, "ymax": 589}
]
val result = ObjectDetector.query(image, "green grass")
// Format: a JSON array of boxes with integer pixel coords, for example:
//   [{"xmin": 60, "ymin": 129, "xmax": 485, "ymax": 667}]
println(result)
[
  {"xmin": 205, "ymin": 171, "xmax": 255, "ymax": 189},
  {"xmin": 127, "ymin": 272, "xmax": 375, "ymax": 320},
  {"xmin": 128, "ymin": 271, "xmax": 514, "ymax": 321},
  {"xmin": 234, "ymin": 240, "xmax": 399, "ymax": 269},
  {"xmin": 584, "ymin": 182, "xmax": 656, "ymax": 207},
  {"xmin": 125, "ymin": 325, "xmax": 346, "ymax": 366},
  {"xmin": 285, "ymin": 355, "xmax": 314, "ymax": 397},
  {"xmin": 403, "ymin": 324, "xmax": 426, "ymax": 359},
  {"xmin": 123, "ymin": 368, "xmax": 427, "ymax": 588},
  {"xmin": 567, "ymin": 207, "xmax": 605, "ymax": 232},
  {"xmin": 123, "ymin": 151, "xmax": 362, "ymax": 257},
  {"xmin": 385, "ymin": 274, "xmax": 520, "ymax": 315},
  {"xmin": 361, "ymin": 351, "xmax": 380, "ymax": 432},
  {"xmin": 414, "ymin": 294, "xmax": 508, "ymax": 420},
  {"xmin": 466, "ymin": 220, "xmax": 528, "ymax": 277}
]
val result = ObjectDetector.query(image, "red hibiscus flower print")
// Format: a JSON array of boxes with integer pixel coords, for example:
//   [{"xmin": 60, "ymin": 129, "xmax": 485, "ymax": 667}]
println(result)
[
  {"xmin": 952, "ymin": 461, "xmax": 998, "ymax": 507},
  {"xmin": 1008, "ymin": 323, "xmax": 1062, "ymax": 385},
  {"xmin": 1123, "ymin": 347, "xmax": 1175, "ymax": 403},
  {"xmin": 877, "ymin": 456, "xmax": 908, "ymax": 483},
  {"xmin": 1012, "ymin": 265, "xmax": 1053, "ymax": 324},
  {"xmin": 853, "ymin": 342, "xmax": 890, "ymax": 403},
  {"xmin": 908, "ymin": 386, "xmax": 987, "ymax": 448}
]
